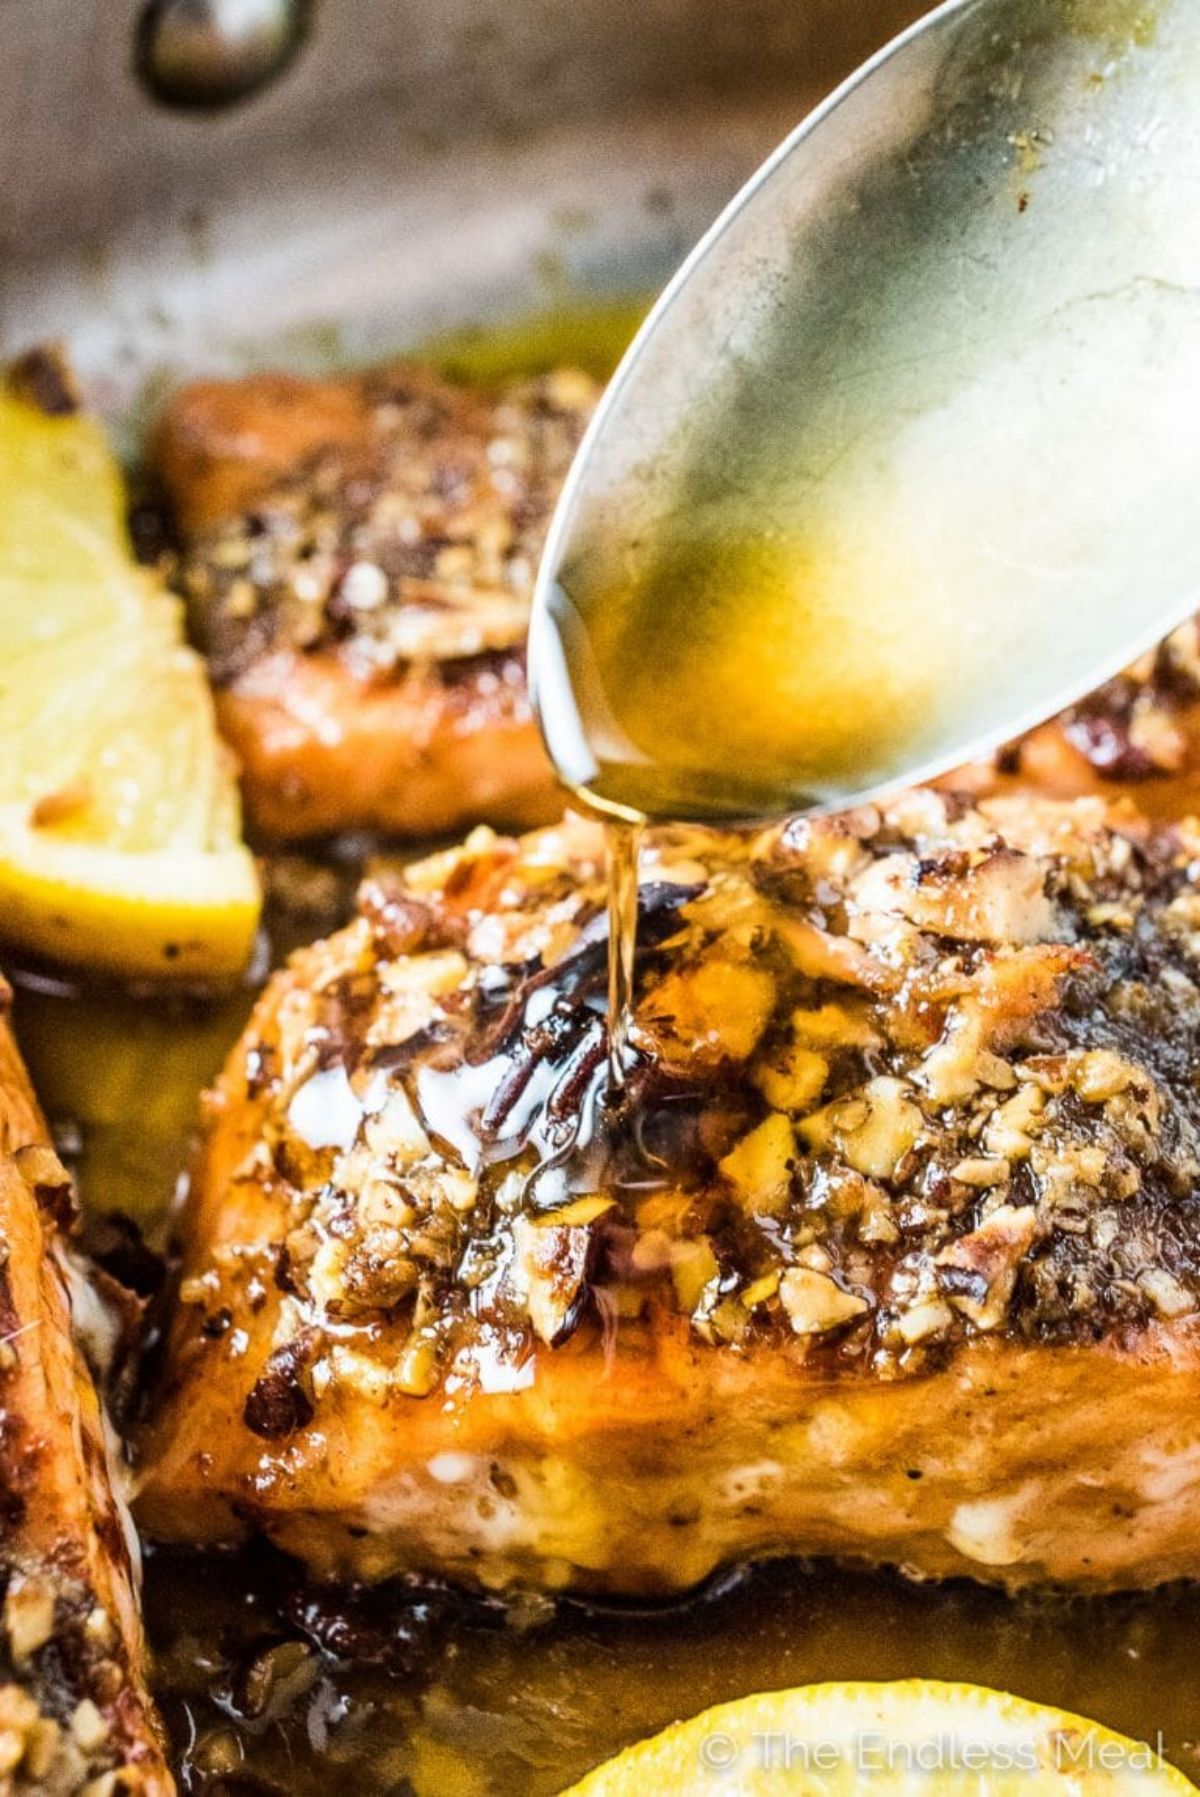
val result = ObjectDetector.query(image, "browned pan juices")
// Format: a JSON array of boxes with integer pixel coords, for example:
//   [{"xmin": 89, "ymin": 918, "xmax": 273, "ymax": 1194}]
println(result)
[
  {"xmin": 8, "ymin": 307, "xmax": 1200, "ymax": 1793},
  {"xmin": 142, "ymin": 1550, "xmax": 1200, "ymax": 1794}
]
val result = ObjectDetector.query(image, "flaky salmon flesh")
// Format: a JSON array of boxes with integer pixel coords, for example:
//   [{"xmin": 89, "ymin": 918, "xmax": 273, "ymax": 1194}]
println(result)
[
  {"xmin": 138, "ymin": 788, "xmax": 1200, "ymax": 1597},
  {"xmin": 154, "ymin": 362, "xmax": 598, "ymax": 841},
  {"xmin": 0, "ymin": 999, "xmax": 173, "ymax": 1793}
]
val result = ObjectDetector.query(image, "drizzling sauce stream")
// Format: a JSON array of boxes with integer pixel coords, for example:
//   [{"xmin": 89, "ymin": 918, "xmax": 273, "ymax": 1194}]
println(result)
[
  {"xmin": 602, "ymin": 813, "xmax": 644, "ymax": 1093},
  {"xmin": 533, "ymin": 510, "xmax": 952, "ymax": 1093}
]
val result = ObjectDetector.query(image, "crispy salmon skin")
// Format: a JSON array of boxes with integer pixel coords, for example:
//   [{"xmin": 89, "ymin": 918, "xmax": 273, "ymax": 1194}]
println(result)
[
  {"xmin": 155, "ymin": 363, "xmax": 598, "ymax": 840},
  {"xmin": 0, "ymin": 997, "xmax": 173, "ymax": 1793},
  {"xmin": 139, "ymin": 791, "xmax": 1200, "ymax": 1596}
]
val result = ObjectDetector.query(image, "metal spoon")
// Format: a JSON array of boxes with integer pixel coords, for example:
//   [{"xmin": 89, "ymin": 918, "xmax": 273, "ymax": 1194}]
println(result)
[{"xmin": 531, "ymin": 0, "xmax": 1200, "ymax": 822}]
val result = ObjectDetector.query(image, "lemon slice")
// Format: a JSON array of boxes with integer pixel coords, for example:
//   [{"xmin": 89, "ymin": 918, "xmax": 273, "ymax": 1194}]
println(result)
[
  {"xmin": 0, "ymin": 573, "xmax": 149, "ymax": 659},
  {"xmin": 0, "ymin": 390, "xmax": 126, "ymax": 565},
  {"xmin": 0, "ymin": 367, "xmax": 261, "ymax": 980},
  {"xmin": 561, "ymin": 1681, "xmax": 1196, "ymax": 1795}
]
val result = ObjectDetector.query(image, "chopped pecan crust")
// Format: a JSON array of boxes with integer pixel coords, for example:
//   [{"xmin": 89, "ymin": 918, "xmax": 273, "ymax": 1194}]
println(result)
[
  {"xmin": 175, "ymin": 791, "xmax": 1200, "ymax": 1417},
  {"xmin": 173, "ymin": 365, "xmax": 597, "ymax": 686}
]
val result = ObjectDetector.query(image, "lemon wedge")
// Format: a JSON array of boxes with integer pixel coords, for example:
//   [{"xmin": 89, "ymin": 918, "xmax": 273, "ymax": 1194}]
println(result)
[
  {"xmin": 0, "ymin": 360, "xmax": 261, "ymax": 980},
  {"xmin": 561, "ymin": 1681, "xmax": 1196, "ymax": 1795}
]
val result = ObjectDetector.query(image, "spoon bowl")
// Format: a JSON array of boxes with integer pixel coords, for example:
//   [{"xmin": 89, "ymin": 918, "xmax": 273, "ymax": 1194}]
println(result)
[{"xmin": 531, "ymin": 0, "xmax": 1200, "ymax": 822}]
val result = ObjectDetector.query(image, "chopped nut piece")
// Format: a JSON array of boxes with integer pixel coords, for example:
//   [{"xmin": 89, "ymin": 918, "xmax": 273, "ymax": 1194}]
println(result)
[
  {"xmin": 395, "ymin": 1331, "xmax": 441, "ymax": 1397},
  {"xmin": 70, "ymin": 1699, "xmax": 109, "ymax": 1753},
  {"xmin": 951, "ymin": 1156, "xmax": 1011, "ymax": 1189},
  {"xmin": 534, "ymin": 1194, "xmax": 615, "ymax": 1228},
  {"xmin": 1086, "ymin": 901, "xmax": 1135, "ymax": 930},
  {"xmin": 1032, "ymin": 1140, "xmax": 1111, "ymax": 1200},
  {"xmin": 641, "ymin": 952, "xmax": 776, "ymax": 1066},
  {"xmin": 719, "ymin": 1113, "xmax": 796, "ymax": 1216},
  {"xmin": 511, "ymin": 1216, "xmax": 592, "ymax": 1347},
  {"xmin": 704, "ymin": 1296, "xmax": 750, "ymax": 1345},
  {"xmin": 670, "ymin": 1238, "xmax": 720, "ymax": 1315},
  {"xmin": 983, "ymin": 1084, "xmax": 1044, "ymax": 1159},
  {"xmin": 24, "ymin": 1716, "xmax": 63, "ymax": 1780},
  {"xmin": 740, "ymin": 1271, "xmax": 781, "ymax": 1308},
  {"xmin": 1072, "ymin": 1049, "xmax": 1137, "ymax": 1104},
  {"xmin": 779, "ymin": 1266, "xmax": 870, "ymax": 1336},
  {"xmin": 753, "ymin": 1042, "xmax": 828, "ymax": 1114},
  {"xmin": 894, "ymin": 1299, "xmax": 954, "ymax": 1345},
  {"xmin": 81, "ymin": 1773, "xmax": 128, "ymax": 1797},
  {"xmin": 328, "ymin": 1344, "xmax": 394, "ymax": 1405},
  {"xmin": 800, "ymin": 1077, "xmax": 923, "ymax": 1181},
  {"xmin": 1127, "ymin": 695, "xmax": 1186, "ymax": 770},
  {"xmin": 857, "ymin": 1189, "xmax": 901, "ymax": 1246},
  {"xmin": 787, "ymin": 1002, "xmax": 880, "ymax": 1049},
  {"xmin": 84, "ymin": 1606, "xmax": 115, "ymax": 1647},
  {"xmin": 774, "ymin": 915, "xmax": 884, "ymax": 990},
  {"xmin": 849, "ymin": 846, "xmax": 1061, "ymax": 946},
  {"xmin": 338, "ymin": 560, "xmax": 389, "ymax": 611},
  {"xmin": 0, "ymin": 1686, "xmax": 38, "ymax": 1737},
  {"xmin": 1140, "ymin": 1268, "xmax": 1195, "ymax": 1319},
  {"xmin": 0, "ymin": 1726, "xmax": 24, "ymax": 1776},
  {"xmin": 4, "ymin": 1575, "xmax": 55, "ymax": 1665},
  {"xmin": 938, "ymin": 1205, "xmax": 1038, "ymax": 1330}
]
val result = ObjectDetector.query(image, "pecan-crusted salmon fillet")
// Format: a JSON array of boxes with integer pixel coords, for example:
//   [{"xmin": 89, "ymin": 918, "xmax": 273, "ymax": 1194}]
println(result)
[
  {"xmin": 154, "ymin": 363, "xmax": 598, "ymax": 840},
  {"xmin": 0, "ymin": 997, "xmax": 173, "ymax": 1793},
  {"xmin": 138, "ymin": 791, "xmax": 1200, "ymax": 1597},
  {"xmin": 960, "ymin": 617, "xmax": 1200, "ymax": 819}
]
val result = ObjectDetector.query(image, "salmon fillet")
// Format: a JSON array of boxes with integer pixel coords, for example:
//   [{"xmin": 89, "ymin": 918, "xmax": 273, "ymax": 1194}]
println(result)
[
  {"xmin": 956, "ymin": 617, "xmax": 1200, "ymax": 819},
  {"xmin": 155, "ymin": 364, "xmax": 598, "ymax": 840},
  {"xmin": 138, "ymin": 792, "xmax": 1200, "ymax": 1596},
  {"xmin": 0, "ymin": 995, "xmax": 173, "ymax": 1793}
]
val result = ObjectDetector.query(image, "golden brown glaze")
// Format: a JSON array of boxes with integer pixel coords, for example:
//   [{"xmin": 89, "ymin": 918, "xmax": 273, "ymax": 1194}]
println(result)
[
  {"xmin": 140, "ymin": 793, "xmax": 1200, "ymax": 1595},
  {"xmin": 0, "ymin": 998, "xmax": 173, "ymax": 1793},
  {"xmin": 156, "ymin": 363, "xmax": 599, "ymax": 840}
]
